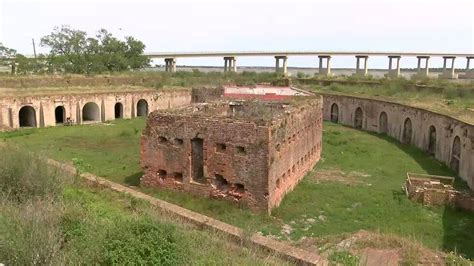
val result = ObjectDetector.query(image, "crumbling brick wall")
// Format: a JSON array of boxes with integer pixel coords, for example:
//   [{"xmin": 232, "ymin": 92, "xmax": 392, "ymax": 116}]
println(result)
[
  {"xmin": 140, "ymin": 107, "xmax": 271, "ymax": 211},
  {"xmin": 140, "ymin": 97, "xmax": 323, "ymax": 212},
  {"xmin": 268, "ymin": 96, "xmax": 323, "ymax": 209}
]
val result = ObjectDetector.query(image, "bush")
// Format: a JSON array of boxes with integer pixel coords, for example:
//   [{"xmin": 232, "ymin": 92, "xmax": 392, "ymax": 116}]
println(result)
[
  {"xmin": 0, "ymin": 145, "xmax": 69, "ymax": 202},
  {"xmin": 102, "ymin": 218, "xmax": 188, "ymax": 265},
  {"xmin": 0, "ymin": 199, "xmax": 65, "ymax": 265},
  {"xmin": 329, "ymin": 251, "xmax": 359, "ymax": 265}
]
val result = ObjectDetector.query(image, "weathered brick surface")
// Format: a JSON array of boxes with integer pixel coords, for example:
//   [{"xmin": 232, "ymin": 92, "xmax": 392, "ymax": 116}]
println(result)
[
  {"xmin": 141, "ymin": 98, "xmax": 323, "ymax": 212},
  {"xmin": 268, "ymin": 97, "xmax": 323, "ymax": 209}
]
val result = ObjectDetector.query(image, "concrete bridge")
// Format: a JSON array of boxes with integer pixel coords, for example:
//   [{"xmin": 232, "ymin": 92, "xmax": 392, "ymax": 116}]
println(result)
[{"xmin": 145, "ymin": 51, "xmax": 474, "ymax": 79}]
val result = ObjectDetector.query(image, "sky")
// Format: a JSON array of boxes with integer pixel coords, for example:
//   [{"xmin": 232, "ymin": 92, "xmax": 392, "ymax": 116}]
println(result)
[{"xmin": 0, "ymin": 0, "xmax": 473, "ymax": 68}]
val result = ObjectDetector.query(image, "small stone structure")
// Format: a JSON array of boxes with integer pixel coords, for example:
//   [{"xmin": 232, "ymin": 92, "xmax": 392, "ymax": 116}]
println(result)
[
  {"xmin": 140, "ymin": 97, "xmax": 323, "ymax": 212},
  {"xmin": 404, "ymin": 173, "xmax": 474, "ymax": 211}
]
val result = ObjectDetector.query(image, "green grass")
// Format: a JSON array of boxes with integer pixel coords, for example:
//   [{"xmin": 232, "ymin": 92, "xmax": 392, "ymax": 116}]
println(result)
[
  {"xmin": 1, "ymin": 118, "xmax": 473, "ymax": 260},
  {"xmin": 0, "ymin": 146, "xmax": 287, "ymax": 265}
]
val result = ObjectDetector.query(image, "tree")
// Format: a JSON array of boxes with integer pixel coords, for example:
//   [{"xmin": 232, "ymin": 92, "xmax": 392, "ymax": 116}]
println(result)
[
  {"xmin": 0, "ymin": 43, "xmax": 17, "ymax": 69},
  {"xmin": 40, "ymin": 25, "xmax": 150, "ymax": 74}
]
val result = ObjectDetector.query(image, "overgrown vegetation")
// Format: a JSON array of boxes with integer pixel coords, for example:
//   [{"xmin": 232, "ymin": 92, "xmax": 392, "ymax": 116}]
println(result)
[
  {"xmin": 2, "ymin": 119, "xmax": 473, "ymax": 262},
  {"xmin": 0, "ymin": 144, "xmax": 287, "ymax": 265}
]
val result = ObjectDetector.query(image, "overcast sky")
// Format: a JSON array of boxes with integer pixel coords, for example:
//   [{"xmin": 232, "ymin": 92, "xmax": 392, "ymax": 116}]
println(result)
[{"xmin": 1, "ymin": 0, "xmax": 473, "ymax": 68}]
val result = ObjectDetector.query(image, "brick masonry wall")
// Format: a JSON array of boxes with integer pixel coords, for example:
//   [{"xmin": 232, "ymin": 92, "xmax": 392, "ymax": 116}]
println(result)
[
  {"xmin": 268, "ymin": 96, "xmax": 323, "ymax": 210},
  {"xmin": 322, "ymin": 93, "xmax": 474, "ymax": 191},
  {"xmin": 140, "ymin": 112, "xmax": 271, "ymax": 211},
  {"xmin": 0, "ymin": 89, "xmax": 192, "ymax": 129}
]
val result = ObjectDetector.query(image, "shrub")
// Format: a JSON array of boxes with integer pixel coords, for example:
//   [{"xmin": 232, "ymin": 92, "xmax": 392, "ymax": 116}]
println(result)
[
  {"xmin": 0, "ymin": 199, "xmax": 65, "ymax": 265},
  {"xmin": 0, "ymin": 145, "xmax": 69, "ymax": 202},
  {"xmin": 329, "ymin": 251, "xmax": 359, "ymax": 265},
  {"xmin": 102, "ymin": 218, "xmax": 188, "ymax": 265}
]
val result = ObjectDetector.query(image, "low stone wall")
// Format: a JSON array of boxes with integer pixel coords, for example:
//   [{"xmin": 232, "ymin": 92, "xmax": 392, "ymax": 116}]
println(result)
[
  {"xmin": 47, "ymin": 159, "xmax": 327, "ymax": 265},
  {"xmin": 0, "ymin": 89, "xmax": 192, "ymax": 129},
  {"xmin": 321, "ymin": 93, "xmax": 474, "ymax": 191}
]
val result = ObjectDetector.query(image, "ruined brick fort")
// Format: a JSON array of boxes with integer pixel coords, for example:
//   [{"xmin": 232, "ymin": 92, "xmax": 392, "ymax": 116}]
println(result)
[
  {"xmin": 1, "ymin": 76, "xmax": 473, "ymax": 205},
  {"xmin": 140, "ymin": 95, "xmax": 323, "ymax": 212}
]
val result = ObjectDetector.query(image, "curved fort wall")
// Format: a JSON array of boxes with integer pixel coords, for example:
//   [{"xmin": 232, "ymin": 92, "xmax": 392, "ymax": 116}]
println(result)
[
  {"xmin": 321, "ymin": 93, "xmax": 474, "ymax": 190},
  {"xmin": 0, "ymin": 89, "xmax": 191, "ymax": 129}
]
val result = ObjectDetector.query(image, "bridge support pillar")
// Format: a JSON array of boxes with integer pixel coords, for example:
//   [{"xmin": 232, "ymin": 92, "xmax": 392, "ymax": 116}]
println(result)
[
  {"xmin": 460, "ymin": 56, "xmax": 474, "ymax": 79},
  {"xmin": 224, "ymin": 57, "xmax": 236, "ymax": 72},
  {"xmin": 415, "ymin": 56, "xmax": 430, "ymax": 79},
  {"xmin": 275, "ymin": 56, "xmax": 288, "ymax": 75},
  {"xmin": 386, "ymin": 55, "xmax": 401, "ymax": 78},
  {"xmin": 439, "ymin": 56, "xmax": 458, "ymax": 79},
  {"xmin": 353, "ymin": 55, "xmax": 368, "ymax": 77},
  {"xmin": 318, "ymin": 55, "xmax": 331, "ymax": 77},
  {"xmin": 164, "ymin": 58, "xmax": 176, "ymax": 72}
]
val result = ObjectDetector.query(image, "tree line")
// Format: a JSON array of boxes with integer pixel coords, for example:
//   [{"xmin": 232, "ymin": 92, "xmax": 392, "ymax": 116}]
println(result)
[{"xmin": 0, "ymin": 25, "xmax": 150, "ymax": 74}]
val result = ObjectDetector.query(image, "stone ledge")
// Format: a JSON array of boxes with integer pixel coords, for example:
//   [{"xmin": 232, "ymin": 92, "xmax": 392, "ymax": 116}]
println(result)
[{"xmin": 47, "ymin": 159, "xmax": 327, "ymax": 266}]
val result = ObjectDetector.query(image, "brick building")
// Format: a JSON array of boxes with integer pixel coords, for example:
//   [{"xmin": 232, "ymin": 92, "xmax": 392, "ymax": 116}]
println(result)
[{"xmin": 140, "ymin": 96, "xmax": 323, "ymax": 212}]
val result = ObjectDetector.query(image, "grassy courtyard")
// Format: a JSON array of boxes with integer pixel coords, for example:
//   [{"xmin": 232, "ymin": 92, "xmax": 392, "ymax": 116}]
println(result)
[{"xmin": 1, "ymin": 118, "xmax": 473, "ymax": 260}]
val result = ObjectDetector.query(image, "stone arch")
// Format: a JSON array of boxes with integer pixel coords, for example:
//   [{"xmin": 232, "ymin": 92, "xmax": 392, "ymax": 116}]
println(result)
[
  {"xmin": 137, "ymin": 99, "xmax": 148, "ymax": 117},
  {"xmin": 330, "ymin": 103, "xmax": 339, "ymax": 123},
  {"xmin": 19, "ymin": 106, "xmax": 36, "ymax": 127},
  {"xmin": 55, "ymin": 106, "xmax": 65, "ymax": 124},
  {"xmin": 354, "ymin": 107, "xmax": 363, "ymax": 129},
  {"xmin": 402, "ymin": 117, "xmax": 412, "ymax": 144},
  {"xmin": 450, "ymin": 136, "xmax": 461, "ymax": 173},
  {"xmin": 379, "ymin": 111, "xmax": 388, "ymax": 134},
  {"xmin": 82, "ymin": 102, "xmax": 100, "ymax": 122},
  {"xmin": 427, "ymin": 125, "xmax": 437, "ymax": 155},
  {"xmin": 114, "ymin": 102, "xmax": 123, "ymax": 119}
]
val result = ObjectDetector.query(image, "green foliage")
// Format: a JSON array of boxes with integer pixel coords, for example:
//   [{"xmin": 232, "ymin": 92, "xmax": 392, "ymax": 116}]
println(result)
[
  {"xmin": 329, "ymin": 251, "xmax": 359, "ymax": 265},
  {"xmin": 0, "ymin": 42, "xmax": 16, "ymax": 67},
  {"xmin": 14, "ymin": 25, "xmax": 151, "ymax": 74},
  {"xmin": 0, "ymin": 200, "xmax": 66, "ymax": 265},
  {"xmin": 103, "ymin": 219, "xmax": 187, "ymax": 265},
  {"xmin": 445, "ymin": 251, "xmax": 473, "ymax": 265},
  {"xmin": 0, "ymin": 145, "xmax": 68, "ymax": 202},
  {"xmin": 0, "ymin": 147, "xmax": 285, "ymax": 264}
]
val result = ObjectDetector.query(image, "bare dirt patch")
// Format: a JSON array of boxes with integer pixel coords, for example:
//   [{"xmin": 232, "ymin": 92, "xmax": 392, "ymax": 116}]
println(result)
[
  {"xmin": 311, "ymin": 168, "xmax": 371, "ymax": 186},
  {"xmin": 296, "ymin": 230, "xmax": 449, "ymax": 265}
]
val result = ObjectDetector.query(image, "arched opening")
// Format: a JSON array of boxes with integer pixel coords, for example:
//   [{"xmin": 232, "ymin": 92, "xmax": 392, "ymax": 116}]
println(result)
[
  {"xmin": 354, "ymin": 107, "xmax": 363, "ymax": 129},
  {"xmin": 402, "ymin": 118, "xmax": 412, "ymax": 144},
  {"xmin": 137, "ymin": 99, "xmax": 148, "ymax": 117},
  {"xmin": 450, "ymin": 136, "xmax": 461, "ymax": 173},
  {"xmin": 330, "ymin": 103, "xmax": 339, "ymax": 123},
  {"xmin": 379, "ymin": 111, "xmax": 388, "ymax": 134},
  {"xmin": 428, "ymin": 125, "xmax": 437, "ymax": 155},
  {"xmin": 19, "ymin": 106, "xmax": 36, "ymax": 127},
  {"xmin": 114, "ymin": 102, "xmax": 123, "ymax": 119},
  {"xmin": 55, "ymin": 106, "xmax": 65, "ymax": 124},
  {"xmin": 82, "ymin": 102, "xmax": 100, "ymax": 122}
]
